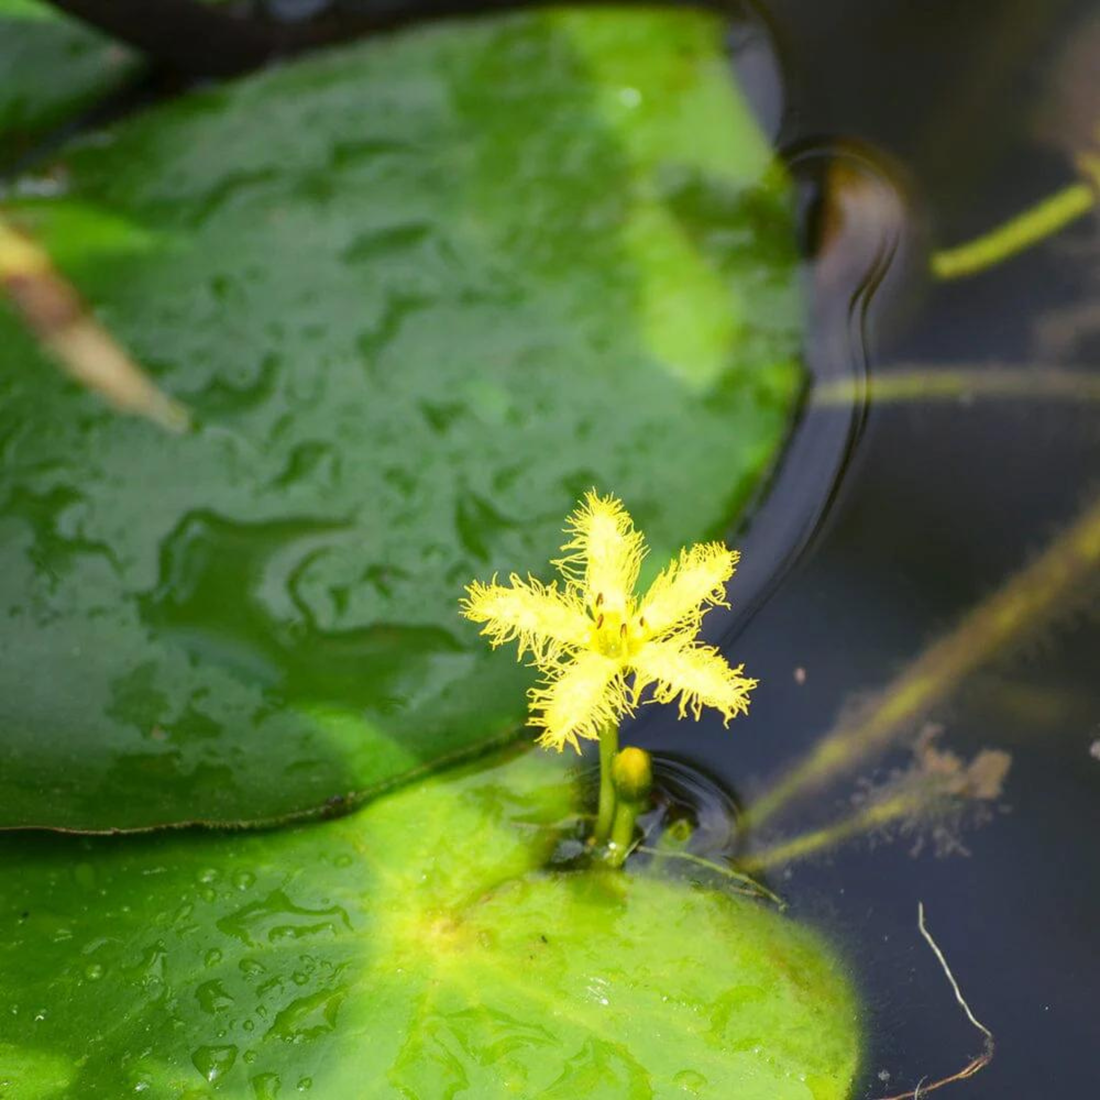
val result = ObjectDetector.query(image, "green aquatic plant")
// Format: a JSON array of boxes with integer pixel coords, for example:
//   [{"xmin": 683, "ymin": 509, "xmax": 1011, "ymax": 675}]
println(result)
[
  {"xmin": 3, "ymin": 4, "xmax": 1061, "ymax": 1094},
  {"xmin": 0, "ymin": 750, "xmax": 863, "ymax": 1098},
  {"xmin": 0, "ymin": 9, "xmax": 873, "ymax": 1096},
  {"xmin": 462, "ymin": 490, "xmax": 755, "ymax": 858},
  {"xmin": 0, "ymin": 5, "xmax": 804, "ymax": 832},
  {"xmin": 607, "ymin": 745, "xmax": 654, "ymax": 864}
]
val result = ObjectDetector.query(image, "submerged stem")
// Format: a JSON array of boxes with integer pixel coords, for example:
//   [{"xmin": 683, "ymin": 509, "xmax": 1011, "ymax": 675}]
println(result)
[
  {"xmin": 812, "ymin": 365, "xmax": 1100, "ymax": 408},
  {"xmin": 747, "ymin": 491, "xmax": 1100, "ymax": 829},
  {"xmin": 635, "ymin": 846, "xmax": 784, "ymax": 906},
  {"xmin": 746, "ymin": 789, "xmax": 925, "ymax": 872},
  {"xmin": 594, "ymin": 722, "xmax": 619, "ymax": 845},
  {"xmin": 931, "ymin": 180, "xmax": 1095, "ymax": 280}
]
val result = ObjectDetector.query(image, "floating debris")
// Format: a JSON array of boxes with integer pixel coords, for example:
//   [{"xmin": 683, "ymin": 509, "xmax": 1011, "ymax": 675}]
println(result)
[{"xmin": 0, "ymin": 212, "xmax": 189, "ymax": 432}]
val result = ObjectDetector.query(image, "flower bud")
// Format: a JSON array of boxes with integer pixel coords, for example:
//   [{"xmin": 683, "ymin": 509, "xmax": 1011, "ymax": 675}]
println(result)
[{"xmin": 611, "ymin": 746, "xmax": 653, "ymax": 803}]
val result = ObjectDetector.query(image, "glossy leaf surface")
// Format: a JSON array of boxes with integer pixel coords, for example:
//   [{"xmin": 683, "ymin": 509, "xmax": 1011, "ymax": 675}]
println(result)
[
  {"xmin": 0, "ymin": 749, "xmax": 860, "ymax": 1097},
  {"xmin": 0, "ymin": 8, "xmax": 803, "ymax": 829}
]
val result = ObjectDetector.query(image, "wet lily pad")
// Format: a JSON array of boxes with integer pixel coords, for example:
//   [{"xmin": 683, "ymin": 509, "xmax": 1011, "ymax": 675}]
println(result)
[
  {"xmin": 0, "ymin": 7, "xmax": 804, "ymax": 830},
  {"xmin": 0, "ymin": 749, "xmax": 860, "ymax": 1097},
  {"xmin": 0, "ymin": 0, "xmax": 138, "ymax": 153}
]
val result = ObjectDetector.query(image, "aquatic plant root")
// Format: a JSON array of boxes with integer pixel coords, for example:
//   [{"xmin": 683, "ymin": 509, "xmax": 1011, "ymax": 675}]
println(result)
[{"xmin": 874, "ymin": 902, "xmax": 994, "ymax": 1100}]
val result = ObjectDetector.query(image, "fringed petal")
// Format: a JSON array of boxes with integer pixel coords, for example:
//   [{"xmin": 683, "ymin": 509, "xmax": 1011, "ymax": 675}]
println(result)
[
  {"xmin": 553, "ymin": 490, "xmax": 646, "ymax": 616},
  {"xmin": 637, "ymin": 542, "xmax": 738, "ymax": 638},
  {"xmin": 460, "ymin": 574, "xmax": 591, "ymax": 663},
  {"xmin": 630, "ymin": 633, "xmax": 755, "ymax": 725},
  {"xmin": 528, "ymin": 651, "xmax": 629, "ymax": 752}
]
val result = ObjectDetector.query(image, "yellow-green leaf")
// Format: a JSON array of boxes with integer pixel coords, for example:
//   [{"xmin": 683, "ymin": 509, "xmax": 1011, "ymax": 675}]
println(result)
[{"xmin": 0, "ymin": 750, "xmax": 860, "ymax": 1097}]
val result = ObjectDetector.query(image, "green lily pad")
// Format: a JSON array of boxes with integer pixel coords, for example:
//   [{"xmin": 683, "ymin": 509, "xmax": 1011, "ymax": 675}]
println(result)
[
  {"xmin": 0, "ymin": 749, "xmax": 860, "ymax": 1097},
  {"xmin": 0, "ymin": 7, "xmax": 803, "ymax": 830},
  {"xmin": 0, "ymin": 0, "xmax": 139, "ymax": 154}
]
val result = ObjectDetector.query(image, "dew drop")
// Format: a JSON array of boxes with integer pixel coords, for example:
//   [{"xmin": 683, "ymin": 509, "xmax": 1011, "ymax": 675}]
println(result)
[
  {"xmin": 191, "ymin": 1044, "xmax": 238, "ymax": 1083},
  {"xmin": 196, "ymin": 979, "xmax": 235, "ymax": 1014},
  {"xmin": 673, "ymin": 1069, "xmax": 708, "ymax": 1094},
  {"xmin": 217, "ymin": 890, "xmax": 351, "ymax": 947},
  {"xmin": 250, "ymin": 1071, "xmax": 281, "ymax": 1099}
]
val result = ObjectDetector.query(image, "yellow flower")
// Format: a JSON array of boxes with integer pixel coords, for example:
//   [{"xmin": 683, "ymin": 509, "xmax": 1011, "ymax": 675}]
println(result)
[{"xmin": 461, "ymin": 490, "xmax": 757, "ymax": 752}]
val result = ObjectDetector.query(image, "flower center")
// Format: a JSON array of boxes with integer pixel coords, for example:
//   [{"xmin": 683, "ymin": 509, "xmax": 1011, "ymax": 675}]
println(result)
[{"xmin": 590, "ymin": 607, "xmax": 644, "ymax": 660}]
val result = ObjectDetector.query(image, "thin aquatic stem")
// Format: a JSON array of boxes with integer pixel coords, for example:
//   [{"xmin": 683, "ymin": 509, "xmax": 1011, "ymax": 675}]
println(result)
[
  {"xmin": 931, "ymin": 180, "xmax": 1095, "ymax": 280},
  {"xmin": 594, "ymin": 721, "xmax": 619, "ymax": 844},
  {"xmin": 812, "ymin": 365, "xmax": 1100, "ymax": 408},
  {"xmin": 633, "ymin": 845, "xmax": 784, "ymax": 906},
  {"xmin": 747, "ymin": 492, "xmax": 1100, "ymax": 829},
  {"xmin": 744, "ymin": 789, "xmax": 926, "ymax": 872}
]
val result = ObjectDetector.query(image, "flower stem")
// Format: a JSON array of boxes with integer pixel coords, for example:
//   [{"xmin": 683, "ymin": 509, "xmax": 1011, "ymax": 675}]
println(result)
[
  {"xmin": 607, "ymin": 798, "xmax": 640, "ymax": 868},
  {"xmin": 605, "ymin": 747, "xmax": 654, "ymax": 868},
  {"xmin": 594, "ymin": 722, "xmax": 619, "ymax": 844}
]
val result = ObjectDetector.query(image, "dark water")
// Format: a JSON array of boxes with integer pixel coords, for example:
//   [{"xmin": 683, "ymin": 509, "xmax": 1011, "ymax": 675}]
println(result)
[
  {"xmin": 13, "ymin": 0, "xmax": 1100, "ymax": 1095},
  {"xmin": 660, "ymin": 1, "xmax": 1100, "ymax": 1095}
]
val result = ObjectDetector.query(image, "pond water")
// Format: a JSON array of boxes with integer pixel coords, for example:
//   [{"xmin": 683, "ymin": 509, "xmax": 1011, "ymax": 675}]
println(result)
[
  {"xmin": 675, "ymin": 1, "xmax": 1100, "ymax": 1095},
  {"xmin": 6, "ymin": 0, "xmax": 1100, "ymax": 1095}
]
